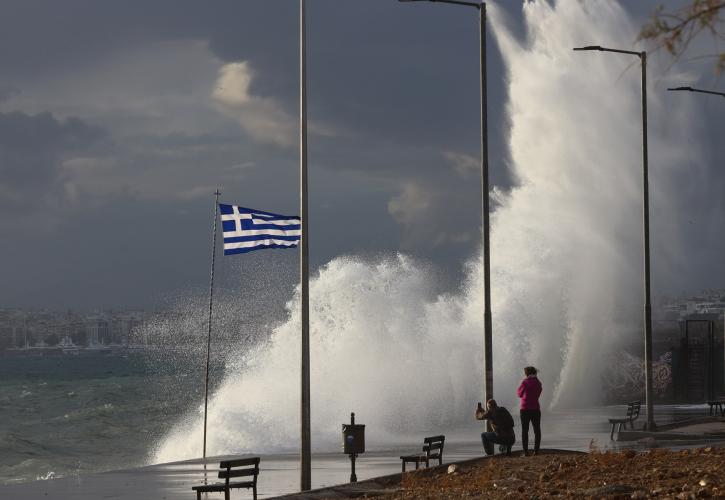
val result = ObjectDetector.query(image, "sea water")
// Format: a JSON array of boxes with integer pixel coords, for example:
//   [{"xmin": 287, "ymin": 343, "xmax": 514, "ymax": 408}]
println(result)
[{"xmin": 0, "ymin": 353, "xmax": 202, "ymax": 484}]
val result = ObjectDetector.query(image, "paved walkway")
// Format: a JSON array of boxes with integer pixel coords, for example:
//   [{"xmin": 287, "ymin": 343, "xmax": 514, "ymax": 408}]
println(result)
[
  {"xmin": 272, "ymin": 450, "xmax": 584, "ymax": 499},
  {"xmin": 3, "ymin": 416, "xmax": 723, "ymax": 500},
  {"xmin": 618, "ymin": 416, "xmax": 725, "ymax": 442},
  {"xmin": 0, "ymin": 451, "xmax": 469, "ymax": 500}
]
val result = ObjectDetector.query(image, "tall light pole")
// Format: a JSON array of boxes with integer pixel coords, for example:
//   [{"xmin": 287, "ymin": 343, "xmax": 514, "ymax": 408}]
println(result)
[
  {"xmin": 668, "ymin": 85, "xmax": 725, "ymax": 406},
  {"xmin": 299, "ymin": 0, "xmax": 311, "ymax": 491},
  {"xmin": 573, "ymin": 46, "xmax": 656, "ymax": 430},
  {"xmin": 398, "ymin": 0, "xmax": 493, "ymax": 410}
]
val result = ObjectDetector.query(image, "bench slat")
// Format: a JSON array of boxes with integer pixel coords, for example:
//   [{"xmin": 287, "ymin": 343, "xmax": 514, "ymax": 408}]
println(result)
[
  {"xmin": 608, "ymin": 418, "xmax": 629, "ymax": 424},
  {"xmin": 192, "ymin": 481, "xmax": 255, "ymax": 492},
  {"xmin": 219, "ymin": 457, "xmax": 260, "ymax": 468},
  {"xmin": 219, "ymin": 468, "xmax": 258, "ymax": 479}
]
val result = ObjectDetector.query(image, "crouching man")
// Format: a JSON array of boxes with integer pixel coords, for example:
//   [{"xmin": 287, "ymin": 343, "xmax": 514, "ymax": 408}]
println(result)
[{"xmin": 476, "ymin": 399, "xmax": 515, "ymax": 456}]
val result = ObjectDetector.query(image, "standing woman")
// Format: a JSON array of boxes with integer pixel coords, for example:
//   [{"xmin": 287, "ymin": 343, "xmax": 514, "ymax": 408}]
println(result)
[{"xmin": 517, "ymin": 366, "xmax": 542, "ymax": 455}]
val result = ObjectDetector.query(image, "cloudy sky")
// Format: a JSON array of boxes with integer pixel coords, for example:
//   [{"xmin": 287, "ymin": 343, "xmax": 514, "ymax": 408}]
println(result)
[{"xmin": 1, "ymin": 0, "xmax": 723, "ymax": 309}]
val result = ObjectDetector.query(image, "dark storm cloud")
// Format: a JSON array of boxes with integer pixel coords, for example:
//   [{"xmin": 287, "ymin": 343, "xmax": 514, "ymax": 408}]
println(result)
[
  {"xmin": 0, "ymin": 86, "xmax": 20, "ymax": 103},
  {"xmin": 0, "ymin": 110, "xmax": 105, "ymax": 212},
  {"xmin": 0, "ymin": 0, "xmax": 511, "ymax": 172},
  {"xmin": 0, "ymin": 1, "xmax": 294, "ymax": 79},
  {"xmin": 0, "ymin": 0, "xmax": 722, "ymax": 308}
]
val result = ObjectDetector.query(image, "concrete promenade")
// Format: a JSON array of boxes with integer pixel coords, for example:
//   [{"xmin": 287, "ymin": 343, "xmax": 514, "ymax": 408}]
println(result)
[
  {"xmin": 2, "ymin": 414, "xmax": 723, "ymax": 500},
  {"xmin": 0, "ymin": 452, "xmax": 453, "ymax": 500},
  {"xmin": 617, "ymin": 415, "xmax": 725, "ymax": 442},
  {"xmin": 0, "ymin": 450, "xmax": 581, "ymax": 500}
]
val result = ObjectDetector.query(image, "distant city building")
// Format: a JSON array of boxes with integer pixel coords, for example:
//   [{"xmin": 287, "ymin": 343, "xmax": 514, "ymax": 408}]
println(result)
[{"xmin": 0, "ymin": 308, "xmax": 145, "ymax": 350}]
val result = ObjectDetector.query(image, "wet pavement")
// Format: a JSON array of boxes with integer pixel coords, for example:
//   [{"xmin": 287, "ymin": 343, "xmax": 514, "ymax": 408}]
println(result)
[{"xmin": 2, "ymin": 405, "xmax": 723, "ymax": 499}]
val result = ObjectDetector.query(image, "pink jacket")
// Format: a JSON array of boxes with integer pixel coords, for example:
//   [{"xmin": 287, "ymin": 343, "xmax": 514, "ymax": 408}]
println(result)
[{"xmin": 517, "ymin": 376, "xmax": 542, "ymax": 410}]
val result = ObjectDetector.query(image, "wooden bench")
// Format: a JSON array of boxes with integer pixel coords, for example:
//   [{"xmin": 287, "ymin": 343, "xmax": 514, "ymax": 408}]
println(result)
[
  {"xmin": 400, "ymin": 435, "xmax": 444, "ymax": 472},
  {"xmin": 191, "ymin": 457, "xmax": 260, "ymax": 500},
  {"xmin": 608, "ymin": 401, "xmax": 641, "ymax": 439},
  {"xmin": 707, "ymin": 400, "xmax": 724, "ymax": 417}
]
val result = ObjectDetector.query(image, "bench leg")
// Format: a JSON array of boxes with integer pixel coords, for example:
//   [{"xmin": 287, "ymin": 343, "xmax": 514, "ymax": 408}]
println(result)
[
  {"xmin": 225, "ymin": 487, "xmax": 230, "ymax": 500},
  {"xmin": 610, "ymin": 423, "xmax": 615, "ymax": 440},
  {"xmin": 401, "ymin": 461, "xmax": 406, "ymax": 473},
  {"xmin": 197, "ymin": 492, "xmax": 201, "ymax": 500},
  {"xmin": 254, "ymin": 484, "xmax": 258, "ymax": 500}
]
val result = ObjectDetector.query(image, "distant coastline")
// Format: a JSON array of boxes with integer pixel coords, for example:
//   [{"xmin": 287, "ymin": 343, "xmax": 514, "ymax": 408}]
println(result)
[{"xmin": 0, "ymin": 344, "xmax": 148, "ymax": 357}]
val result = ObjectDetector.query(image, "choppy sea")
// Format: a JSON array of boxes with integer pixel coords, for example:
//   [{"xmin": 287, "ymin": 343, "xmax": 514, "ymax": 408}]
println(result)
[{"xmin": 0, "ymin": 351, "xmax": 216, "ymax": 485}]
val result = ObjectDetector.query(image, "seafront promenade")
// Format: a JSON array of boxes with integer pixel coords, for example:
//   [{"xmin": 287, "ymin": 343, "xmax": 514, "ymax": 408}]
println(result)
[
  {"xmin": 0, "ymin": 451, "xmax": 464, "ymax": 499},
  {"xmin": 2, "ymin": 414, "xmax": 723, "ymax": 500}
]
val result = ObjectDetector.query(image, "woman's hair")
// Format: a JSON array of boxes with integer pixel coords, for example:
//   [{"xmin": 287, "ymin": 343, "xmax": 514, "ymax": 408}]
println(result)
[{"xmin": 524, "ymin": 366, "xmax": 538, "ymax": 376}]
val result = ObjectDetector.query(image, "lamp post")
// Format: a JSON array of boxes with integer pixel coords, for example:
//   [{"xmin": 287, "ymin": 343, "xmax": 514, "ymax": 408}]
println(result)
[
  {"xmin": 667, "ymin": 86, "xmax": 725, "ymax": 99},
  {"xmin": 573, "ymin": 45, "xmax": 656, "ymax": 430},
  {"xmin": 398, "ymin": 0, "xmax": 493, "ymax": 411},
  {"xmin": 668, "ymin": 85, "xmax": 724, "ymax": 406}
]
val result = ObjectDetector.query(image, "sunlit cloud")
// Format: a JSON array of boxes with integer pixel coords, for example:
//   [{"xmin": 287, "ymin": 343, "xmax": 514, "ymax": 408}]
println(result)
[{"xmin": 212, "ymin": 62, "xmax": 297, "ymax": 148}]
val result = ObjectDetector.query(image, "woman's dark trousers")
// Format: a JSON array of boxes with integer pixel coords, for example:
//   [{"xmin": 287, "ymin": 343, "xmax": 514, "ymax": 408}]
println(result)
[{"xmin": 520, "ymin": 409, "xmax": 541, "ymax": 453}]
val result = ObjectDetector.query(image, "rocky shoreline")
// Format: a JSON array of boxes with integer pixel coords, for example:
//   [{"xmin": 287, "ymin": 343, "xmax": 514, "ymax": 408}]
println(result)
[{"xmin": 384, "ymin": 447, "xmax": 725, "ymax": 499}]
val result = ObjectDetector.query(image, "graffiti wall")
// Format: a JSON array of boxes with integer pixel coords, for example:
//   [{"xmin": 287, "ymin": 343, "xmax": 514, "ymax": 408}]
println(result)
[{"xmin": 602, "ymin": 351, "xmax": 673, "ymax": 402}]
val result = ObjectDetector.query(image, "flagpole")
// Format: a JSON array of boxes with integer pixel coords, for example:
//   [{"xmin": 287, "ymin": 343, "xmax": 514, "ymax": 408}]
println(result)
[
  {"xmin": 299, "ymin": 0, "xmax": 312, "ymax": 491},
  {"xmin": 203, "ymin": 189, "xmax": 221, "ymax": 460}
]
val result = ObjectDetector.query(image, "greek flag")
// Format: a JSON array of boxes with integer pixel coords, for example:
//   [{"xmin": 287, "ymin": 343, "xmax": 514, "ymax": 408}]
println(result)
[{"xmin": 219, "ymin": 204, "xmax": 301, "ymax": 255}]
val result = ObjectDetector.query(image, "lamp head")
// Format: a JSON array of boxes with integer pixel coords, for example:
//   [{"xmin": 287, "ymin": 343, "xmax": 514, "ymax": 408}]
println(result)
[
  {"xmin": 667, "ymin": 86, "xmax": 693, "ymax": 92},
  {"xmin": 573, "ymin": 46, "xmax": 603, "ymax": 51}
]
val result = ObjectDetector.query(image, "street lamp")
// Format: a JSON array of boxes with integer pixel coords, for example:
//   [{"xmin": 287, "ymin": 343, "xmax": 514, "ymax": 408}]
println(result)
[
  {"xmin": 667, "ymin": 86, "xmax": 725, "ymax": 99},
  {"xmin": 668, "ymin": 85, "xmax": 724, "ymax": 405},
  {"xmin": 573, "ymin": 45, "xmax": 656, "ymax": 431},
  {"xmin": 398, "ymin": 0, "xmax": 494, "ymax": 412}
]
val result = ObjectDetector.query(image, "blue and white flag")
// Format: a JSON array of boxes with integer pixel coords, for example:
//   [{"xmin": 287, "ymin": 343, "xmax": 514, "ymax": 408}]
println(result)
[{"xmin": 219, "ymin": 204, "xmax": 301, "ymax": 255}]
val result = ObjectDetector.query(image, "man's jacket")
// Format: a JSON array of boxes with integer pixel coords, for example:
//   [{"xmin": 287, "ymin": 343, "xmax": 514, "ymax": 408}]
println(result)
[{"xmin": 481, "ymin": 406, "xmax": 515, "ymax": 439}]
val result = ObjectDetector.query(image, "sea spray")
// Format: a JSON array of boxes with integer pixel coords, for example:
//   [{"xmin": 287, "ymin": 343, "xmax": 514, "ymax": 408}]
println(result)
[
  {"xmin": 487, "ymin": 0, "xmax": 703, "ymax": 407},
  {"xmin": 152, "ymin": 0, "xmax": 704, "ymax": 462},
  {"xmin": 153, "ymin": 254, "xmax": 486, "ymax": 461}
]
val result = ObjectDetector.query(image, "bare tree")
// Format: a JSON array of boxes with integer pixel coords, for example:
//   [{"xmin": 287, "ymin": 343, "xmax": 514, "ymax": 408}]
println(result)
[{"xmin": 639, "ymin": 0, "xmax": 725, "ymax": 73}]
